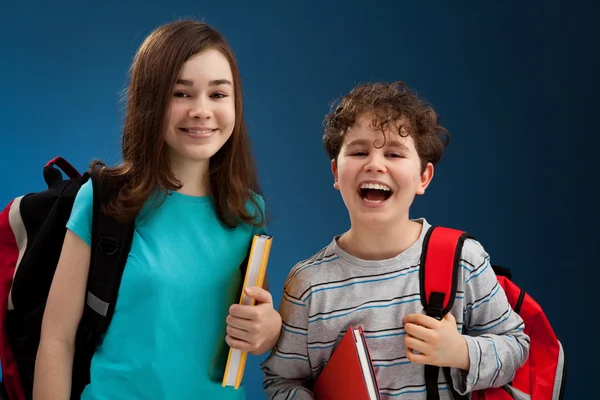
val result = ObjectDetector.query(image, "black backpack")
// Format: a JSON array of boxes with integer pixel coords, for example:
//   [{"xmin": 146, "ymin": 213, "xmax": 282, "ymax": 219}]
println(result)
[{"xmin": 0, "ymin": 157, "xmax": 134, "ymax": 400}]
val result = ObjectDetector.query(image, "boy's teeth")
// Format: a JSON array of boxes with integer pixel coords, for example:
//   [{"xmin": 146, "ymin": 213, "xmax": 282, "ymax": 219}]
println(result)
[
  {"xmin": 363, "ymin": 198, "xmax": 384, "ymax": 203},
  {"xmin": 360, "ymin": 183, "xmax": 391, "ymax": 191}
]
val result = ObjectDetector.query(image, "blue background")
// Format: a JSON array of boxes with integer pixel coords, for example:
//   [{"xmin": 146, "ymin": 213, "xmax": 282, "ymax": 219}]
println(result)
[{"xmin": 1, "ymin": 1, "xmax": 598, "ymax": 398}]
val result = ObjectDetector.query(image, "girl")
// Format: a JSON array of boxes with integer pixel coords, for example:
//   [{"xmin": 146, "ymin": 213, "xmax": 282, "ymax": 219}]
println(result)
[{"xmin": 33, "ymin": 20, "xmax": 281, "ymax": 400}]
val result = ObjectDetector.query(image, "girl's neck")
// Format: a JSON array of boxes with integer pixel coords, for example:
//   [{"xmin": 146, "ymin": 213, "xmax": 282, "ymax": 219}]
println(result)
[{"xmin": 169, "ymin": 157, "xmax": 210, "ymax": 197}]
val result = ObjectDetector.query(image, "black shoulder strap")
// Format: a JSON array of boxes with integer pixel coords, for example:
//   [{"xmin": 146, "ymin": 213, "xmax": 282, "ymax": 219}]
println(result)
[
  {"xmin": 71, "ymin": 174, "xmax": 134, "ymax": 398},
  {"xmin": 420, "ymin": 225, "xmax": 471, "ymax": 400},
  {"xmin": 84, "ymin": 175, "xmax": 134, "ymax": 338}
]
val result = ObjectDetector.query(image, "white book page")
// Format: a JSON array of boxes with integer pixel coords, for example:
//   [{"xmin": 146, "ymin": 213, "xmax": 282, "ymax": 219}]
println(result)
[
  {"xmin": 241, "ymin": 236, "xmax": 267, "ymax": 305},
  {"xmin": 354, "ymin": 329, "xmax": 379, "ymax": 400}
]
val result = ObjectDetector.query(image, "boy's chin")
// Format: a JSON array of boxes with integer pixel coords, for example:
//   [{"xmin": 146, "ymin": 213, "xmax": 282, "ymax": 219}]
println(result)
[{"xmin": 351, "ymin": 210, "xmax": 400, "ymax": 227}]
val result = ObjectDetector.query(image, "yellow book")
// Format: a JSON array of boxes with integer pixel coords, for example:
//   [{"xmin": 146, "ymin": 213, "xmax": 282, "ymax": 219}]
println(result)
[{"xmin": 222, "ymin": 233, "xmax": 273, "ymax": 389}]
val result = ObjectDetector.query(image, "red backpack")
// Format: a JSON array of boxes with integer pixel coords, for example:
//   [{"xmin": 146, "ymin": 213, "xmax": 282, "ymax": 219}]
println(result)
[{"xmin": 419, "ymin": 226, "xmax": 566, "ymax": 400}]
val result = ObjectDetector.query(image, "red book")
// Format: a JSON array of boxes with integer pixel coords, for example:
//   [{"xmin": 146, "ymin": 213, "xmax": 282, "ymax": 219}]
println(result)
[{"xmin": 313, "ymin": 326, "xmax": 381, "ymax": 400}]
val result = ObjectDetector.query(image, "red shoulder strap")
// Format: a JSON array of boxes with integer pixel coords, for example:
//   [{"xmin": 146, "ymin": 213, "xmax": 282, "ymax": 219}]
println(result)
[
  {"xmin": 421, "ymin": 226, "xmax": 473, "ymax": 400},
  {"xmin": 420, "ymin": 226, "xmax": 471, "ymax": 319}
]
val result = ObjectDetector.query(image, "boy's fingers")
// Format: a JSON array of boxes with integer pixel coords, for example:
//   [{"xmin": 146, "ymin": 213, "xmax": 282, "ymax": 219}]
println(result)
[
  {"xmin": 404, "ymin": 335, "xmax": 428, "ymax": 354},
  {"xmin": 443, "ymin": 312, "xmax": 456, "ymax": 324},
  {"xmin": 403, "ymin": 313, "xmax": 439, "ymax": 329},
  {"xmin": 405, "ymin": 348, "xmax": 429, "ymax": 365},
  {"xmin": 404, "ymin": 323, "xmax": 431, "ymax": 342}
]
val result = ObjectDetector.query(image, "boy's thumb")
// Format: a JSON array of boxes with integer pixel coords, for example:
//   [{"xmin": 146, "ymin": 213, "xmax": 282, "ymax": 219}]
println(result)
[{"xmin": 444, "ymin": 312, "xmax": 456, "ymax": 324}]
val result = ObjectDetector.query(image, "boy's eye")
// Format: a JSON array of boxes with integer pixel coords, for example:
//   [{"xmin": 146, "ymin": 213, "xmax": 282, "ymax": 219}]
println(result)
[
  {"xmin": 351, "ymin": 151, "xmax": 368, "ymax": 156},
  {"xmin": 387, "ymin": 153, "xmax": 403, "ymax": 158}
]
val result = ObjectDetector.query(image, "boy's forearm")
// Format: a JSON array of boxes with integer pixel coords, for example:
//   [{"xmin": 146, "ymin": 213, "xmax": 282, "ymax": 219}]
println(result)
[
  {"xmin": 451, "ymin": 331, "xmax": 529, "ymax": 394},
  {"xmin": 262, "ymin": 345, "xmax": 314, "ymax": 399},
  {"xmin": 262, "ymin": 274, "xmax": 314, "ymax": 399},
  {"xmin": 261, "ymin": 326, "xmax": 314, "ymax": 399},
  {"xmin": 33, "ymin": 339, "xmax": 75, "ymax": 400},
  {"xmin": 454, "ymin": 336, "xmax": 470, "ymax": 371},
  {"xmin": 263, "ymin": 373, "xmax": 315, "ymax": 400},
  {"xmin": 270, "ymin": 386, "xmax": 315, "ymax": 400}
]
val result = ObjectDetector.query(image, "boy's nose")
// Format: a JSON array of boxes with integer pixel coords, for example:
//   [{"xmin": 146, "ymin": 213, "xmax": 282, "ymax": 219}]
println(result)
[{"xmin": 364, "ymin": 155, "xmax": 387, "ymax": 173}]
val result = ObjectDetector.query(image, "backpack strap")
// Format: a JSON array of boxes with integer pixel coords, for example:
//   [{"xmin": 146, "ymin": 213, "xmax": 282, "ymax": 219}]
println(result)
[
  {"xmin": 86, "ymin": 175, "xmax": 134, "ymax": 335},
  {"xmin": 71, "ymin": 172, "xmax": 134, "ymax": 394},
  {"xmin": 71, "ymin": 174, "xmax": 134, "ymax": 388},
  {"xmin": 420, "ymin": 226, "xmax": 470, "ymax": 400},
  {"xmin": 71, "ymin": 174, "xmax": 134, "ymax": 396}
]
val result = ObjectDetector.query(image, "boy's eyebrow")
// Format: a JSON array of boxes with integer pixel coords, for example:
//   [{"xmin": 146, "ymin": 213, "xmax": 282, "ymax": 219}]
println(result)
[
  {"xmin": 175, "ymin": 78, "xmax": 233, "ymax": 86},
  {"xmin": 387, "ymin": 140, "xmax": 411, "ymax": 151},
  {"xmin": 345, "ymin": 139, "xmax": 370, "ymax": 147},
  {"xmin": 346, "ymin": 138, "xmax": 410, "ymax": 151}
]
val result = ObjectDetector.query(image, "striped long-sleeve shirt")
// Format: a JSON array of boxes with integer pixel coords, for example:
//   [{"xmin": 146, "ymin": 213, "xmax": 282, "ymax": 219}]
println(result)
[{"xmin": 261, "ymin": 219, "xmax": 530, "ymax": 400}]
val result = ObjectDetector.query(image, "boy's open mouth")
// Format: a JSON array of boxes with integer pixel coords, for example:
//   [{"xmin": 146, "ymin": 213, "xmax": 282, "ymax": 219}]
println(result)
[{"xmin": 358, "ymin": 183, "xmax": 393, "ymax": 203}]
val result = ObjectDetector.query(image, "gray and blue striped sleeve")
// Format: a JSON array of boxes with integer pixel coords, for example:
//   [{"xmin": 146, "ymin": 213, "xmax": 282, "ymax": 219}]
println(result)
[
  {"xmin": 451, "ymin": 240, "xmax": 531, "ymax": 394},
  {"xmin": 261, "ymin": 271, "xmax": 315, "ymax": 400}
]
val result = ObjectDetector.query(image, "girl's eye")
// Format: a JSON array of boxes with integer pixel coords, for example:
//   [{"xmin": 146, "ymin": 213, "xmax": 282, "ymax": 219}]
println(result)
[
  {"xmin": 210, "ymin": 92, "xmax": 228, "ymax": 99},
  {"xmin": 174, "ymin": 92, "xmax": 190, "ymax": 98}
]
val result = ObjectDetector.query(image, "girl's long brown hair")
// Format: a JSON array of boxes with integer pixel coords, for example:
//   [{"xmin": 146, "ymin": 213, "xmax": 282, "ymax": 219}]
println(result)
[{"xmin": 91, "ymin": 20, "xmax": 264, "ymax": 228}]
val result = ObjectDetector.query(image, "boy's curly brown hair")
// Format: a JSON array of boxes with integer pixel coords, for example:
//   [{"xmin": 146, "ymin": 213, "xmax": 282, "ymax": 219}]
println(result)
[{"xmin": 322, "ymin": 81, "xmax": 450, "ymax": 172}]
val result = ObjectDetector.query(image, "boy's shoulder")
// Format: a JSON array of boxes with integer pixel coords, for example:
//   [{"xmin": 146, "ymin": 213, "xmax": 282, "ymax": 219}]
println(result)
[
  {"xmin": 424, "ymin": 221, "xmax": 489, "ymax": 263},
  {"xmin": 283, "ymin": 240, "xmax": 339, "ymax": 300},
  {"xmin": 456, "ymin": 234, "xmax": 493, "ymax": 284},
  {"xmin": 422, "ymin": 221, "xmax": 491, "ymax": 275},
  {"xmin": 460, "ymin": 236, "xmax": 489, "ymax": 263}
]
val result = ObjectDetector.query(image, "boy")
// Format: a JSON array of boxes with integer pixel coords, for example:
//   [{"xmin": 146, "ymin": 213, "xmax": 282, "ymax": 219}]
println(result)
[{"xmin": 261, "ymin": 82, "xmax": 529, "ymax": 399}]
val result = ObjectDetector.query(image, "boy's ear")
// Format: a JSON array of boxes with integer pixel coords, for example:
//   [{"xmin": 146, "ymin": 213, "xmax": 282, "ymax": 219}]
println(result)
[
  {"xmin": 416, "ymin": 162, "xmax": 434, "ymax": 195},
  {"xmin": 331, "ymin": 159, "xmax": 340, "ymax": 190}
]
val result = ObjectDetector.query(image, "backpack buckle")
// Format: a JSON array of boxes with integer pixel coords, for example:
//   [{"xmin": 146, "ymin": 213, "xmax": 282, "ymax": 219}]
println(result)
[
  {"xmin": 98, "ymin": 235, "xmax": 120, "ymax": 256},
  {"xmin": 425, "ymin": 307, "xmax": 444, "ymax": 321},
  {"xmin": 426, "ymin": 292, "xmax": 446, "ymax": 320}
]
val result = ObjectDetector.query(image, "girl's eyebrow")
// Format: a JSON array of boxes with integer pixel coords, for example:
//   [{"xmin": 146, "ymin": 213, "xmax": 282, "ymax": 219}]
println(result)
[{"xmin": 175, "ymin": 78, "xmax": 233, "ymax": 87}]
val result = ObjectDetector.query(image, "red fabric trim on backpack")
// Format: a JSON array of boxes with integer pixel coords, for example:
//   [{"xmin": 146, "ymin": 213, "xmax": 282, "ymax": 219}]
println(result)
[
  {"xmin": 499, "ymin": 277, "xmax": 561, "ymax": 399},
  {"xmin": 45, "ymin": 156, "xmax": 81, "ymax": 179},
  {"xmin": 472, "ymin": 387, "xmax": 514, "ymax": 400},
  {"xmin": 0, "ymin": 199, "xmax": 26, "ymax": 400}
]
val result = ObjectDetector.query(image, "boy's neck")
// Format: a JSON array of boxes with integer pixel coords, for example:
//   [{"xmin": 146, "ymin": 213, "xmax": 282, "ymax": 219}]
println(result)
[{"xmin": 338, "ymin": 218, "xmax": 423, "ymax": 261}]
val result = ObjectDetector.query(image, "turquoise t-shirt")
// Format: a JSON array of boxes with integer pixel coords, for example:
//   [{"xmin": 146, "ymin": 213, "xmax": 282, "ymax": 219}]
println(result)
[{"xmin": 66, "ymin": 180, "xmax": 264, "ymax": 400}]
